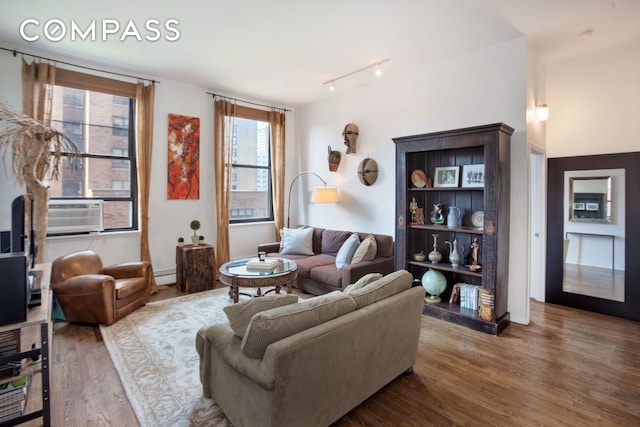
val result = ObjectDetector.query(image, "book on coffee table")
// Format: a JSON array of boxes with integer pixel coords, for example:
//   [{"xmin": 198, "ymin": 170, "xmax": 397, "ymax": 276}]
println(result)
[{"xmin": 246, "ymin": 257, "xmax": 279, "ymax": 270}]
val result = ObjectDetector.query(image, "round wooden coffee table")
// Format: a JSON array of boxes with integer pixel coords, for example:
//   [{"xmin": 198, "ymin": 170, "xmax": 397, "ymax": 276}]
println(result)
[{"xmin": 218, "ymin": 257, "xmax": 298, "ymax": 303}]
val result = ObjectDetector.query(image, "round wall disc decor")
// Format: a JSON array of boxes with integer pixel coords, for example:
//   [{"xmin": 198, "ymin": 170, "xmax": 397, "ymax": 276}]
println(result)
[{"xmin": 357, "ymin": 158, "xmax": 378, "ymax": 186}]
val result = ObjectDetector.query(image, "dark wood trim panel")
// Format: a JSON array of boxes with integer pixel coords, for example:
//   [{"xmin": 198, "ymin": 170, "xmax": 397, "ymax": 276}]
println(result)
[{"xmin": 546, "ymin": 152, "xmax": 640, "ymax": 321}]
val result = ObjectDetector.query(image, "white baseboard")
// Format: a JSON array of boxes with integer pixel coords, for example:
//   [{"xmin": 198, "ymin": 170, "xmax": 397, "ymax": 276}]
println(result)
[{"xmin": 154, "ymin": 268, "xmax": 176, "ymax": 285}]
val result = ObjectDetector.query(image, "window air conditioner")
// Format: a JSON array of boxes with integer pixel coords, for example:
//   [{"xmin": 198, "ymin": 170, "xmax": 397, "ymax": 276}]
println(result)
[{"xmin": 47, "ymin": 200, "xmax": 104, "ymax": 235}]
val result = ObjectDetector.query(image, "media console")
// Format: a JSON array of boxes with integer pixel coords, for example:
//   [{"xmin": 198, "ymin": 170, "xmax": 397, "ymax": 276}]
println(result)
[{"xmin": 0, "ymin": 263, "xmax": 51, "ymax": 427}]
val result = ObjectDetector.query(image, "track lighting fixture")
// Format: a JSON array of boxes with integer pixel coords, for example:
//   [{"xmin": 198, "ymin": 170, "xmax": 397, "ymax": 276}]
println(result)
[{"xmin": 323, "ymin": 58, "xmax": 389, "ymax": 91}]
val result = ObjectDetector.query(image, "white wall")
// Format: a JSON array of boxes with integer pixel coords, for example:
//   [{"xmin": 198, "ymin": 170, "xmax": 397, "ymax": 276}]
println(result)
[
  {"xmin": 546, "ymin": 40, "xmax": 640, "ymax": 158},
  {"xmin": 294, "ymin": 37, "xmax": 531, "ymax": 324},
  {"xmin": 518, "ymin": 42, "xmax": 548, "ymax": 317}
]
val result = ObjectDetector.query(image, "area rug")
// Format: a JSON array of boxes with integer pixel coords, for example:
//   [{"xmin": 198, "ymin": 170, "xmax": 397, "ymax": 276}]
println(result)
[{"xmin": 100, "ymin": 288, "xmax": 246, "ymax": 427}]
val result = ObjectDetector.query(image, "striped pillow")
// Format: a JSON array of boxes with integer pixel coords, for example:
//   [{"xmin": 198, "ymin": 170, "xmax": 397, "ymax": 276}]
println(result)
[
  {"xmin": 348, "ymin": 270, "xmax": 412, "ymax": 308},
  {"xmin": 223, "ymin": 294, "xmax": 299, "ymax": 338}
]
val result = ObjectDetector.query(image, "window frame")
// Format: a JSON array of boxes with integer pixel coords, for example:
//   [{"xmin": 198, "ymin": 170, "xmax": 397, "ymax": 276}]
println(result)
[
  {"xmin": 49, "ymin": 69, "xmax": 139, "ymax": 233},
  {"xmin": 228, "ymin": 105, "xmax": 273, "ymax": 224}
]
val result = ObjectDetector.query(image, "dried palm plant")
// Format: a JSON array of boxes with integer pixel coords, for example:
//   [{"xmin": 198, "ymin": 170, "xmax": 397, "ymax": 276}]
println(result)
[{"xmin": 0, "ymin": 98, "xmax": 79, "ymax": 262}]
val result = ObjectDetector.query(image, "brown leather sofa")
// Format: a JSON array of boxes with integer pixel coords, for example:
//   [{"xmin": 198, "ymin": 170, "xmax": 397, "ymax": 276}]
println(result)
[
  {"xmin": 51, "ymin": 250, "xmax": 151, "ymax": 325},
  {"xmin": 258, "ymin": 227, "xmax": 395, "ymax": 295}
]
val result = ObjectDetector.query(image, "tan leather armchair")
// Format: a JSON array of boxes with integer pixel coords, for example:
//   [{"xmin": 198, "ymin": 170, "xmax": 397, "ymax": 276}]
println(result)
[{"xmin": 51, "ymin": 250, "xmax": 151, "ymax": 326}]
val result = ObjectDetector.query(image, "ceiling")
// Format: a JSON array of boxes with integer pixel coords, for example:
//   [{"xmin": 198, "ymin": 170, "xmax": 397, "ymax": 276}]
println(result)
[{"xmin": 1, "ymin": 0, "xmax": 639, "ymax": 108}]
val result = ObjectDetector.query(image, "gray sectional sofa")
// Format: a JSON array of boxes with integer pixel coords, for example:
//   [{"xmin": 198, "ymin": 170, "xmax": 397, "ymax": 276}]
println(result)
[
  {"xmin": 257, "ymin": 227, "xmax": 395, "ymax": 295},
  {"xmin": 196, "ymin": 269, "xmax": 425, "ymax": 427}
]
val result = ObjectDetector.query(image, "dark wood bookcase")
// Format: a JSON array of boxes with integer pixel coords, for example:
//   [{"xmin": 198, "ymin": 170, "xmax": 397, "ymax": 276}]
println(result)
[{"xmin": 393, "ymin": 123, "xmax": 513, "ymax": 335}]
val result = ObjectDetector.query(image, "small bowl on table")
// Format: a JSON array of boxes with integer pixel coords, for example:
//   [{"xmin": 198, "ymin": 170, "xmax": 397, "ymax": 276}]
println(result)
[{"xmin": 413, "ymin": 252, "xmax": 426, "ymax": 262}]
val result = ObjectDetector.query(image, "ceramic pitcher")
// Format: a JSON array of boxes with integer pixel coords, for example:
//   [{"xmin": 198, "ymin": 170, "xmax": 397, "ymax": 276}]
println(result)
[
  {"xmin": 445, "ymin": 237, "xmax": 465, "ymax": 267},
  {"xmin": 447, "ymin": 206, "xmax": 463, "ymax": 228}
]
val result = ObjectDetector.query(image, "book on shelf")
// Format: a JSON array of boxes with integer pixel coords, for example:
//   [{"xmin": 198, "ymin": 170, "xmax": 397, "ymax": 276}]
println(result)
[
  {"xmin": 0, "ymin": 376, "xmax": 29, "ymax": 422},
  {"xmin": 0, "ymin": 387, "xmax": 27, "ymax": 405},
  {"xmin": 246, "ymin": 257, "xmax": 279, "ymax": 270},
  {"xmin": 0, "ymin": 388, "xmax": 27, "ymax": 418},
  {"xmin": 0, "ymin": 400, "xmax": 26, "ymax": 422},
  {"xmin": 0, "ymin": 330, "xmax": 19, "ymax": 344},
  {"xmin": 0, "ymin": 330, "xmax": 19, "ymax": 354},
  {"xmin": 452, "ymin": 283, "xmax": 482, "ymax": 311},
  {"xmin": 448, "ymin": 284, "xmax": 460, "ymax": 304}
]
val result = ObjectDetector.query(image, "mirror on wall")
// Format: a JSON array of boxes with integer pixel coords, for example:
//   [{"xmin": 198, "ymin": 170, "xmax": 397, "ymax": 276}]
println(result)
[
  {"xmin": 563, "ymin": 169, "xmax": 625, "ymax": 302},
  {"xmin": 569, "ymin": 176, "xmax": 612, "ymax": 223}
]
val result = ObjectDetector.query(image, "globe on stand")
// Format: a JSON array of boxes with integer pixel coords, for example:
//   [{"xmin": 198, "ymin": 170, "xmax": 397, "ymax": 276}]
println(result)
[{"xmin": 421, "ymin": 269, "xmax": 447, "ymax": 304}]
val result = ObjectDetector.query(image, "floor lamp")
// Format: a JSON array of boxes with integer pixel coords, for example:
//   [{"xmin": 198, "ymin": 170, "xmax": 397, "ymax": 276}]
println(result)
[{"xmin": 287, "ymin": 171, "xmax": 338, "ymax": 228}]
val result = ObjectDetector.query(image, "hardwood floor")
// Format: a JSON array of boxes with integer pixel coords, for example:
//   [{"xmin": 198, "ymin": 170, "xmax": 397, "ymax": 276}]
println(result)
[
  {"xmin": 45, "ymin": 285, "xmax": 640, "ymax": 427},
  {"xmin": 563, "ymin": 263, "xmax": 625, "ymax": 302}
]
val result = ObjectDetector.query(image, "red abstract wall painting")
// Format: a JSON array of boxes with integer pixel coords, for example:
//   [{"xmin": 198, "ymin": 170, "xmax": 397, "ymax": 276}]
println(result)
[{"xmin": 167, "ymin": 114, "xmax": 200, "ymax": 200}]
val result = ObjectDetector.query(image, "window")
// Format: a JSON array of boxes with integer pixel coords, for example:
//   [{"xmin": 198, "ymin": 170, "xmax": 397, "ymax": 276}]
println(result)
[
  {"xmin": 48, "ymin": 70, "xmax": 138, "ymax": 232},
  {"xmin": 228, "ymin": 108, "xmax": 272, "ymax": 223}
]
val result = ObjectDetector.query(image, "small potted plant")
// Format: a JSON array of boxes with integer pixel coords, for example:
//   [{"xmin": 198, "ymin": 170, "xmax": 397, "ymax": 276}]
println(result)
[
  {"xmin": 199, "ymin": 235, "xmax": 205, "ymax": 245},
  {"xmin": 190, "ymin": 220, "xmax": 201, "ymax": 246},
  {"xmin": 177, "ymin": 237, "xmax": 184, "ymax": 247}
]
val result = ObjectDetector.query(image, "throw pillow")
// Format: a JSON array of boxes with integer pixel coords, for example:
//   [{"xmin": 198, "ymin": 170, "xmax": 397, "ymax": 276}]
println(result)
[
  {"xmin": 241, "ymin": 291, "xmax": 357, "ymax": 359},
  {"xmin": 351, "ymin": 234, "xmax": 378, "ymax": 264},
  {"xmin": 278, "ymin": 226, "xmax": 304, "ymax": 251},
  {"xmin": 344, "ymin": 272, "xmax": 384, "ymax": 294},
  {"xmin": 335, "ymin": 233, "xmax": 360, "ymax": 269},
  {"xmin": 223, "ymin": 294, "xmax": 299, "ymax": 338},
  {"xmin": 348, "ymin": 270, "xmax": 413, "ymax": 308},
  {"xmin": 280, "ymin": 227, "xmax": 314, "ymax": 255},
  {"xmin": 320, "ymin": 229, "xmax": 352, "ymax": 256}
]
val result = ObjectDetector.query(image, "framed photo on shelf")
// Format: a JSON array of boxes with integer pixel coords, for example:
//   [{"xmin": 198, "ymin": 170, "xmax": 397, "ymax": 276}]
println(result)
[
  {"xmin": 461, "ymin": 164, "xmax": 485, "ymax": 188},
  {"xmin": 434, "ymin": 166, "xmax": 460, "ymax": 188},
  {"xmin": 573, "ymin": 202, "xmax": 585, "ymax": 210},
  {"xmin": 585, "ymin": 202, "xmax": 599, "ymax": 211}
]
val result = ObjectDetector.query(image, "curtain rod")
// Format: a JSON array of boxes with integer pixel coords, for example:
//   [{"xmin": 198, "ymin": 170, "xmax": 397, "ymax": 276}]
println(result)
[
  {"xmin": 207, "ymin": 92, "xmax": 290, "ymax": 113},
  {"xmin": 0, "ymin": 46, "xmax": 159, "ymax": 84}
]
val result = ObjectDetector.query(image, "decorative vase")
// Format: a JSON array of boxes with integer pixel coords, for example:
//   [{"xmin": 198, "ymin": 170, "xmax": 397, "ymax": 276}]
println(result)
[
  {"xmin": 191, "ymin": 235, "xmax": 200, "ymax": 246},
  {"xmin": 447, "ymin": 206, "xmax": 462, "ymax": 228},
  {"xmin": 445, "ymin": 237, "xmax": 464, "ymax": 267},
  {"xmin": 421, "ymin": 269, "xmax": 447, "ymax": 303},
  {"xmin": 428, "ymin": 233, "xmax": 442, "ymax": 264}
]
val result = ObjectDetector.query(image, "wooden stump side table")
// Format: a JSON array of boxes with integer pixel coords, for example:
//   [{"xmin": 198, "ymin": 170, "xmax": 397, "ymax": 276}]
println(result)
[{"xmin": 176, "ymin": 244, "xmax": 216, "ymax": 293}]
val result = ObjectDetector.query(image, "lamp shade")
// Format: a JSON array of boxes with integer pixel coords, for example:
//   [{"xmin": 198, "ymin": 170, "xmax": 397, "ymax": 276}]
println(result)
[
  {"xmin": 311, "ymin": 187, "xmax": 338, "ymax": 203},
  {"xmin": 536, "ymin": 104, "xmax": 549, "ymax": 121}
]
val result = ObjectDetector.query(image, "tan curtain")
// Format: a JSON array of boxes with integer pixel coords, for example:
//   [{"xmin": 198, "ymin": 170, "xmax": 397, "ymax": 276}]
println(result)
[
  {"xmin": 269, "ymin": 111, "xmax": 286, "ymax": 240},
  {"xmin": 214, "ymin": 100, "xmax": 236, "ymax": 268},
  {"xmin": 21, "ymin": 59, "xmax": 56, "ymax": 263},
  {"xmin": 136, "ymin": 82, "xmax": 158, "ymax": 294}
]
